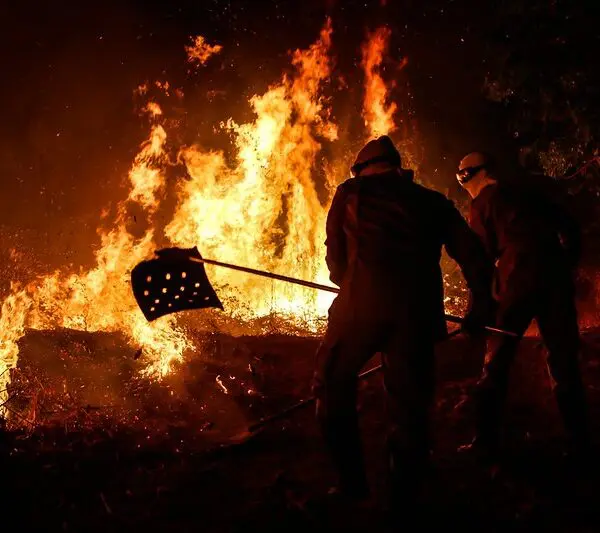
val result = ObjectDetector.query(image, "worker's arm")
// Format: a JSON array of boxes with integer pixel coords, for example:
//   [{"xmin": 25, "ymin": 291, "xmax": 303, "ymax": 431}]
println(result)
[
  {"xmin": 324, "ymin": 186, "xmax": 348, "ymax": 286},
  {"xmin": 468, "ymin": 196, "xmax": 498, "ymax": 261},
  {"xmin": 442, "ymin": 199, "xmax": 495, "ymax": 330}
]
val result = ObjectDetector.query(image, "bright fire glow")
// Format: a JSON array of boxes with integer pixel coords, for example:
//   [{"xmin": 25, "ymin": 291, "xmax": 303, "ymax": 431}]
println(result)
[
  {"xmin": 0, "ymin": 104, "xmax": 191, "ymax": 418},
  {"xmin": 361, "ymin": 26, "xmax": 397, "ymax": 138},
  {"xmin": 0, "ymin": 21, "xmax": 427, "ymax": 422},
  {"xmin": 165, "ymin": 19, "xmax": 337, "ymax": 324}
]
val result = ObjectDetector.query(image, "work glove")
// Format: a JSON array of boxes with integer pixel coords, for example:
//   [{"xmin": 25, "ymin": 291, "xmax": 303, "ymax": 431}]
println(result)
[
  {"xmin": 462, "ymin": 298, "xmax": 496, "ymax": 337},
  {"xmin": 461, "ymin": 310, "xmax": 488, "ymax": 336}
]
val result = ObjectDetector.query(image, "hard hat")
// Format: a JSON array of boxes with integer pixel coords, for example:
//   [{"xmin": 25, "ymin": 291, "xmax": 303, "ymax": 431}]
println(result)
[
  {"xmin": 351, "ymin": 135, "xmax": 402, "ymax": 177},
  {"xmin": 456, "ymin": 151, "xmax": 495, "ymax": 185}
]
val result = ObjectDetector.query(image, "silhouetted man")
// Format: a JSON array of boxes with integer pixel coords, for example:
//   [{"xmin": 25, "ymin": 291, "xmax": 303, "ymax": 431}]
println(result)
[
  {"xmin": 313, "ymin": 136, "xmax": 493, "ymax": 509},
  {"xmin": 456, "ymin": 151, "xmax": 590, "ymax": 459}
]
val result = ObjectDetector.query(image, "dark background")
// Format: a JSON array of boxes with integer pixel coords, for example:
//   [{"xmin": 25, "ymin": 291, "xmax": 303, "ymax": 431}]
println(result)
[{"xmin": 0, "ymin": 0, "xmax": 597, "ymax": 277}]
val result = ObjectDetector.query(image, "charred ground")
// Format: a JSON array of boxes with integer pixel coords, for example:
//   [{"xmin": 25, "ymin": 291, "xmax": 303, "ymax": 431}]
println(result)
[{"xmin": 3, "ymin": 328, "xmax": 600, "ymax": 532}]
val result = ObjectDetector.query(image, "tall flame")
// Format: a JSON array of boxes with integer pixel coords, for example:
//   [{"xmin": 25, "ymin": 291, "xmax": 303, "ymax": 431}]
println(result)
[
  {"xmin": 165, "ymin": 19, "xmax": 337, "ymax": 326},
  {"xmin": 0, "ymin": 19, "xmax": 427, "ymax": 424},
  {"xmin": 361, "ymin": 27, "xmax": 397, "ymax": 138}
]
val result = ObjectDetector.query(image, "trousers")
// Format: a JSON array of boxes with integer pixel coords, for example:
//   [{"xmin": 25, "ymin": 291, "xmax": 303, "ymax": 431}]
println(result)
[
  {"xmin": 313, "ymin": 295, "xmax": 436, "ymax": 499},
  {"xmin": 475, "ymin": 277, "xmax": 589, "ymax": 448}
]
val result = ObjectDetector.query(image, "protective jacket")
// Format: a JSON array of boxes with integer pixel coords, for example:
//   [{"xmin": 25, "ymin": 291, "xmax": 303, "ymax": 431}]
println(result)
[
  {"xmin": 325, "ymin": 169, "xmax": 492, "ymax": 338},
  {"xmin": 469, "ymin": 182, "xmax": 581, "ymax": 300}
]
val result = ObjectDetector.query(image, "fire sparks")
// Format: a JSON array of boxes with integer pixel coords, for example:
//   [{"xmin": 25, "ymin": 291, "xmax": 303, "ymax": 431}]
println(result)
[
  {"xmin": 185, "ymin": 36, "xmax": 223, "ymax": 66},
  {"xmin": 215, "ymin": 375, "xmax": 229, "ymax": 394},
  {"xmin": 361, "ymin": 27, "xmax": 397, "ymax": 138}
]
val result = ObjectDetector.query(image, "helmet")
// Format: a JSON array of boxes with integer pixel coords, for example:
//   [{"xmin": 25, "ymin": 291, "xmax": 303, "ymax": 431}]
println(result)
[
  {"xmin": 351, "ymin": 135, "xmax": 402, "ymax": 177},
  {"xmin": 456, "ymin": 151, "xmax": 495, "ymax": 185}
]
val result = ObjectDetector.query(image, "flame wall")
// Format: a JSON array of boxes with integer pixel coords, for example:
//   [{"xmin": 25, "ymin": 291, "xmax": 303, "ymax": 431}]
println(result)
[{"xmin": 0, "ymin": 20, "xmax": 428, "ymax": 421}]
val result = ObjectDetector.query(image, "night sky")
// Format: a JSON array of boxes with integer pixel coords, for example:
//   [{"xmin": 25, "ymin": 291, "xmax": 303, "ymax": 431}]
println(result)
[{"xmin": 0, "ymin": 0, "xmax": 532, "ymax": 279}]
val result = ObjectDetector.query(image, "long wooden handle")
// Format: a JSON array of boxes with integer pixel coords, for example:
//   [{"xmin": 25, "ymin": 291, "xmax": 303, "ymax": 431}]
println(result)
[
  {"xmin": 191, "ymin": 256, "xmax": 339, "ymax": 293},
  {"xmin": 191, "ymin": 256, "xmax": 518, "ymax": 338}
]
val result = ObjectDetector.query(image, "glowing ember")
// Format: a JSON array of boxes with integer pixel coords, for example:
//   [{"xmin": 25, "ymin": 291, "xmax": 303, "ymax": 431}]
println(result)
[{"xmin": 216, "ymin": 375, "xmax": 229, "ymax": 394}]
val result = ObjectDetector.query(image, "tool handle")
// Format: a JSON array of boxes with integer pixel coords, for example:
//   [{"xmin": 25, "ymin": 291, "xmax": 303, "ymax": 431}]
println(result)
[
  {"xmin": 191, "ymin": 256, "xmax": 518, "ymax": 338},
  {"xmin": 248, "ymin": 396, "xmax": 316, "ymax": 432},
  {"xmin": 191, "ymin": 256, "xmax": 338, "ymax": 293}
]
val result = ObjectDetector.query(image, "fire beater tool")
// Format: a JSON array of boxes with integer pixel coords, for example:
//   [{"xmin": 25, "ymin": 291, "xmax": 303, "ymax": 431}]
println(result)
[{"xmin": 130, "ymin": 245, "xmax": 517, "ymax": 338}]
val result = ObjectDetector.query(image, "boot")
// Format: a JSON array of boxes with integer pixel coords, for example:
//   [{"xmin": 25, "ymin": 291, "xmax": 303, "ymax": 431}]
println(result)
[{"xmin": 555, "ymin": 387, "xmax": 592, "ymax": 463}]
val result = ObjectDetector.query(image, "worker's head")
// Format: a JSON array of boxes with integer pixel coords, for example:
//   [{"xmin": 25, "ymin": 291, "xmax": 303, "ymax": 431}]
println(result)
[
  {"xmin": 351, "ymin": 135, "xmax": 402, "ymax": 177},
  {"xmin": 456, "ymin": 151, "xmax": 497, "ymax": 198}
]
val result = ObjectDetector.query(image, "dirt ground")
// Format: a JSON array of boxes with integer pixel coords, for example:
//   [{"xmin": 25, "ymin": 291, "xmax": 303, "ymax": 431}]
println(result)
[{"xmin": 2, "ymin": 328, "xmax": 600, "ymax": 532}]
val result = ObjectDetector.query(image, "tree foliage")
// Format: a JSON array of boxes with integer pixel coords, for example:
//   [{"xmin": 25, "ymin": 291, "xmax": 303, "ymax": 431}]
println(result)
[
  {"xmin": 483, "ymin": 0, "xmax": 599, "ymax": 177},
  {"xmin": 482, "ymin": 0, "xmax": 600, "ymax": 255}
]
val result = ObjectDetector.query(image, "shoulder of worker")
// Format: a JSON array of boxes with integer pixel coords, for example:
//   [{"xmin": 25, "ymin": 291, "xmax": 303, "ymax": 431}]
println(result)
[
  {"xmin": 505, "ymin": 172, "xmax": 565, "ymax": 200},
  {"xmin": 410, "ymin": 181, "xmax": 462, "ymax": 211},
  {"xmin": 411, "ymin": 181, "xmax": 448, "ymax": 199},
  {"xmin": 335, "ymin": 170, "xmax": 452, "ymax": 207},
  {"xmin": 328, "ymin": 177, "xmax": 358, "ymax": 207},
  {"xmin": 332, "ymin": 171, "xmax": 397, "ymax": 195},
  {"xmin": 485, "ymin": 176, "xmax": 557, "ymax": 212},
  {"xmin": 334, "ymin": 176, "xmax": 359, "ymax": 193}
]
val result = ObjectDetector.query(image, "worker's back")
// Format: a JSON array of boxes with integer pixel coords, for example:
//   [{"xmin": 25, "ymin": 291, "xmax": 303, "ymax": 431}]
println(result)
[
  {"xmin": 340, "ymin": 171, "xmax": 451, "ymax": 270},
  {"xmin": 326, "ymin": 169, "xmax": 490, "ymax": 338}
]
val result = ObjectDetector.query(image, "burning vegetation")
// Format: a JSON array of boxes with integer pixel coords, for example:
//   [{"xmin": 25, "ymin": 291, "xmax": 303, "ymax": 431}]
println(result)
[
  {"xmin": 0, "ymin": 20, "xmax": 463, "ymax": 430},
  {"xmin": 2, "ymin": 5, "xmax": 600, "ymax": 531}
]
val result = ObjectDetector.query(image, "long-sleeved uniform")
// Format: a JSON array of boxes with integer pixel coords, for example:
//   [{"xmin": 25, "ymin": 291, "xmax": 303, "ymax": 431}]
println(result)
[{"xmin": 314, "ymin": 169, "xmax": 493, "ymax": 500}]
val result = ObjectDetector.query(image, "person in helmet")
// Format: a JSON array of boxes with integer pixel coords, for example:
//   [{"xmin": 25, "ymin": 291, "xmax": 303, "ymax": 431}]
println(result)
[
  {"xmin": 313, "ymin": 136, "xmax": 493, "ymax": 508},
  {"xmin": 456, "ymin": 151, "xmax": 590, "ymax": 460}
]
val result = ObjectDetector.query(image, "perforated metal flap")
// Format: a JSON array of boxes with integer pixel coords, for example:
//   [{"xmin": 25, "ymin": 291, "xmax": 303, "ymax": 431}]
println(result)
[{"xmin": 131, "ymin": 246, "xmax": 223, "ymax": 322}]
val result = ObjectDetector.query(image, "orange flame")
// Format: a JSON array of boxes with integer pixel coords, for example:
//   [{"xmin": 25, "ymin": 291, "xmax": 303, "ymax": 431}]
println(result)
[
  {"xmin": 186, "ymin": 36, "xmax": 223, "ymax": 66},
  {"xmin": 0, "ymin": 22, "xmax": 340, "ymax": 421},
  {"xmin": 0, "ymin": 20, "xmax": 428, "ymax": 424},
  {"xmin": 127, "ymin": 123, "xmax": 167, "ymax": 209},
  {"xmin": 361, "ymin": 27, "xmax": 397, "ymax": 138},
  {"xmin": 0, "ymin": 103, "xmax": 191, "ymax": 418},
  {"xmin": 164, "ymin": 19, "xmax": 337, "ymax": 326}
]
